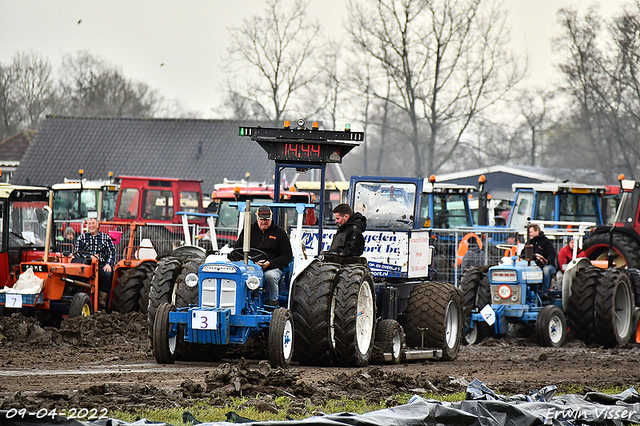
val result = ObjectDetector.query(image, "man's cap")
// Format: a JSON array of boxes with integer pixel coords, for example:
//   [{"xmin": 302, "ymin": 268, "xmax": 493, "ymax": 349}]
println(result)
[{"xmin": 257, "ymin": 205, "xmax": 272, "ymax": 219}]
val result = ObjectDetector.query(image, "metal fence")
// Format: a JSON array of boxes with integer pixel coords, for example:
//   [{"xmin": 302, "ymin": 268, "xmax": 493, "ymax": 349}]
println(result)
[
  {"xmin": 431, "ymin": 227, "xmax": 584, "ymax": 287},
  {"xmin": 53, "ymin": 220, "xmax": 582, "ymax": 286}
]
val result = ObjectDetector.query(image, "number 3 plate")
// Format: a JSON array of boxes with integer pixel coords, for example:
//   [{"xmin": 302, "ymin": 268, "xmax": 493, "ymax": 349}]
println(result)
[{"xmin": 192, "ymin": 310, "xmax": 218, "ymax": 330}]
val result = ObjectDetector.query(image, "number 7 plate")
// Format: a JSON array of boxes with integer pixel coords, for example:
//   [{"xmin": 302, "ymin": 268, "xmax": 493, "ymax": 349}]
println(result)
[
  {"xmin": 6, "ymin": 294, "xmax": 22, "ymax": 308},
  {"xmin": 192, "ymin": 310, "xmax": 218, "ymax": 330}
]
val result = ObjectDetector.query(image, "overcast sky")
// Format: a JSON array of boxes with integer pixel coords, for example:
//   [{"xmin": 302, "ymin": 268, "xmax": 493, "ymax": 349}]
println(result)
[{"xmin": 0, "ymin": 0, "xmax": 631, "ymax": 120}]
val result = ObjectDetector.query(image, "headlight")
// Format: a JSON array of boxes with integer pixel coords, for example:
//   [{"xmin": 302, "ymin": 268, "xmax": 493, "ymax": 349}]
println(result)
[
  {"xmin": 185, "ymin": 273, "xmax": 199, "ymax": 288},
  {"xmin": 246, "ymin": 275, "xmax": 261, "ymax": 291}
]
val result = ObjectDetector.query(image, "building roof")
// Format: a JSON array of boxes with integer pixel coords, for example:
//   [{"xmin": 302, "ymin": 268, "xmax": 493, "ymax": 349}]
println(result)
[
  {"xmin": 0, "ymin": 130, "xmax": 34, "ymax": 165},
  {"xmin": 436, "ymin": 165, "xmax": 609, "ymax": 201},
  {"xmin": 12, "ymin": 116, "xmax": 341, "ymax": 194}
]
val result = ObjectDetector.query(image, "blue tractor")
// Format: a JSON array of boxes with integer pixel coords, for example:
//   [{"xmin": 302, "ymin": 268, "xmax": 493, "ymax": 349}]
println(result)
[
  {"xmin": 152, "ymin": 120, "xmax": 464, "ymax": 367},
  {"xmin": 462, "ymin": 222, "xmax": 636, "ymax": 348}
]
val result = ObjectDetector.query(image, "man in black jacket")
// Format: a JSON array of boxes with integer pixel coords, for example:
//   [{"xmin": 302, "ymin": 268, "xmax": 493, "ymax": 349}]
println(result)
[
  {"xmin": 527, "ymin": 224, "xmax": 557, "ymax": 293},
  {"xmin": 234, "ymin": 205, "xmax": 293, "ymax": 306},
  {"xmin": 329, "ymin": 204, "xmax": 367, "ymax": 256}
]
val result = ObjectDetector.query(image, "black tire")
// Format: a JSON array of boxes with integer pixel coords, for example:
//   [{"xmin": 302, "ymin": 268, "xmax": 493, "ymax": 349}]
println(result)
[
  {"xmin": 567, "ymin": 265, "xmax": 601, "ymax": 344},
  {"xmin": 291, "ymin": 261, "xmax": 340, "ymax": 366},
  {"xmin": 153, "ymin": 303, "xmax": 177, "ymax": 364},
  {"xmin": 147, "ymin": 256, "xmax": 184, "ymax": 342},
  {"xmin": 173, "ymin": 259, "xmax": 221, "ymax": 361},
  {"xmin": 626, "ymin": 268, "xmax": 640, "ymax": 308},
  {"xmin": 460, "ymin": 266, "xmax": 492, "ymax": 344},
  {"xmin": 535, "ymin": 305, "xmax": 567, "ymax": 347},
  {"xmin": 331, "ymin": 265, "xmax": 375, "ymax": 367},
  {"xmin": 137, "ymin": 261, "xmax": 157, "ymax": 315},
  {"xmin": 405, "ymin": 281, "xmax": 462, "ymax": 360},
  {"xmin": 374, "ymin": 319, "xmax": 404, "ymax": 364},
  {"xmin": 111, "ymin": 264, "xmax": 152, "ymax": 313},
  {"xmin": 268, "ymin": 308, "xmax": 294, "ymax": 368},
  {"xmin": 583, "ymin": 233, "xmax": 640, "ymax": 269},
  {"xmin": 595, "ymin": 268, "xmax": 634, "ymax": 348},
  {"xmin": 69, "ymin": 292, "xmax": 93, "ymax": 318}
]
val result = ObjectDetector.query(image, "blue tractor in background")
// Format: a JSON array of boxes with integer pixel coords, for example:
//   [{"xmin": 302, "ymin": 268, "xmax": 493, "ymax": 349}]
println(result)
[{"xmin": 461, "ymin": 221, "xmax": 636, "ymax": 348}]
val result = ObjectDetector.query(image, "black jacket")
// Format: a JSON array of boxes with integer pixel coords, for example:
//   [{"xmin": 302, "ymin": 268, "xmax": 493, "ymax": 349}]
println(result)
[
  {"xmin": 530, "ymin": 232, "xmax": 557, "ymax": 269},
  {"xmin": 329, "ymin": 212, "xmax": 367, "ymax": 256},
  {"xmin": 234, "ymin": 221, "xmax": 293, "ymax": 270}
]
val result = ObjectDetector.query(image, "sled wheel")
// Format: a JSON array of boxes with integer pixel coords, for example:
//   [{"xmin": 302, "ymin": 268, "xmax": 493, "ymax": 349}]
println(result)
[
  {"xmin": 153, "ymin": 303, "xmax": 177, "ymax": 364},
  {"xmin": 536, "ymin": 305, "xmax": 567, "ymax": 347},
  {"xmin": 69, "ymin": 292, "xmax": 93, "ymax": 318},
  {"xmin": 374, "ymin": 319, "xmax": 404, "ymax": 364},
  {"xmin": 405, "ymin": 281, "xmax": 462, "ymax": 360},
  {"xmin": 268, "ymin": 308, "xmax": 294, "ymax": 368}
]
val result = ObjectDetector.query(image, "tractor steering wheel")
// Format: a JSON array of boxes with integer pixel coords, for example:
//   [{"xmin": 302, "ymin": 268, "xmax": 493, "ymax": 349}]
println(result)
[
  {"xmin": 73, "ymin": 250, "xmax": 97, "ymax": 259},
  {"xmin": 229, "ymin": 247, "xmax": 269, "ymax": 263}
]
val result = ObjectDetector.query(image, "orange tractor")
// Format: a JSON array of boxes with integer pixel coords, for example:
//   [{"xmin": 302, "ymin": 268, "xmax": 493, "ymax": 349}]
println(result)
[{"xmin": 0, "ymin": 213, "xmax": 158, "ymax": 325}]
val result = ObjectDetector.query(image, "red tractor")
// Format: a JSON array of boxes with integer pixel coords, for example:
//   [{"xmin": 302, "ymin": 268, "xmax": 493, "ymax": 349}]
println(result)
[{"xmin": 583, "ymin": 175, "xmax": 640, "ymax": 269}]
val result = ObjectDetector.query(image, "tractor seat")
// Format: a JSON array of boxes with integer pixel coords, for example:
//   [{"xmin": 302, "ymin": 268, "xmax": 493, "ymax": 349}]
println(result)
[{"xmin": 71, "ymin": 257, "xmax": 92, "ymax": 265}]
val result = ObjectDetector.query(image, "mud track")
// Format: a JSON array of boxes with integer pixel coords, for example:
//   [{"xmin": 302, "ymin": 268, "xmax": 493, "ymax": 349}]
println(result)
[{"xmin": 0, "ymin": 312, "xmax": 638, "ymax": 416}]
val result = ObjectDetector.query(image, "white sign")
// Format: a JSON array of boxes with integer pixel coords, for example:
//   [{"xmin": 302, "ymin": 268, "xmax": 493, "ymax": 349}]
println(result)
[
  {"xmin": 191, "ymin": 310, "xmax": 217, "ymax": 330},
  {"xmin": 5, "ymin": 294, "xmax": 22, "ymax": 308},
  {"xmin": 300, "ymin": 229, "xmax": 417, "ymax": 277},
  {"xmin": 480, "ymin": 304, "xmax": 496, "ymax": 326},
  {"xmin": 408, "ymin": 230, "xmax": 432, "ymax": 279}
]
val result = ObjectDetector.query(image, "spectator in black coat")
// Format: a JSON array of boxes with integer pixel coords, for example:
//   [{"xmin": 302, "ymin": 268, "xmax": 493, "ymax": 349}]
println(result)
[{"xmin": 328, "ymin": 204, "xmax": 366, "ymax": 256}]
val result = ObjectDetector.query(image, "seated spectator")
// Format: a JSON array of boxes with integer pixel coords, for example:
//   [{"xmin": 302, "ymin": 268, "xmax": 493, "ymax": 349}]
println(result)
[{"xmin": 557, "ymin": 236, "xmax": 585, "ymax": 272}]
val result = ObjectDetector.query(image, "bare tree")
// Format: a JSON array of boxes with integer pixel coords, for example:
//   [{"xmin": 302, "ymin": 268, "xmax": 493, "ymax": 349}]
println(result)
[
  {"xmin": 57, "ymin": 51, "xmax": 162, "ymax": 118},
  {"xmin": 0, "ymin": 51, "xmax": 56, "ymax": 141},
  {"xmin": 347, "ymin": 0, "xmax": 523, "ymax": 176},
  {"xmin": 554, "ymin": 4, "xmax": 640, "ymax": 180},
  {"xmin": 223, "ymin": 0, "xmax": 323, "ymax": 122}
]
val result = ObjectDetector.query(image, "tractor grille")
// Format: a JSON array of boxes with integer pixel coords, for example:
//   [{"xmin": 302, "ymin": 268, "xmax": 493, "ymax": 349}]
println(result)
[
  {"xmin": 491, "ymin": 284, "xmax": 522, "ymax": 305},
  {"xmin": 202, "ymin": 278, "xmax": 217, "ymax": 307},
  {"xmin": 220, "ymin": 279, "xmax": 237, "ymax": 314},
  {"xmin": 201, "ymin": 278, "xmax": 237, "ymax": 314}
]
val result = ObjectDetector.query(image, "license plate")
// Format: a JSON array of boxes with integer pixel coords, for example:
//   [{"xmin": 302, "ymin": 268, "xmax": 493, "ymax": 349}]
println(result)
[
  {"xmin": 192, "ymin": 310, "xmax": 218, "ymax": 330},
  {"xmin": 5, "ymin": 294, "xmax": 22, "ymax": 308}
]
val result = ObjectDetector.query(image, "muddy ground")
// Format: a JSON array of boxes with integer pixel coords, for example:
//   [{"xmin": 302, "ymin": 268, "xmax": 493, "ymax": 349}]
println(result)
[{"xmin": 0, "ymin": 311, "xmax": 638, "ymax": 417}]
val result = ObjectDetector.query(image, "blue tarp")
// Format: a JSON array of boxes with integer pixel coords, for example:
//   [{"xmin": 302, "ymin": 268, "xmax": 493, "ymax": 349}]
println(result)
[{"xmin": 4, "ymin": 379, "xmax": 640, "ymax": 426}]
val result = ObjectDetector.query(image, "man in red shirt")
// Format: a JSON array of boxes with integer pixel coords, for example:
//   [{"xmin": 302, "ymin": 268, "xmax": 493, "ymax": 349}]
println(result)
[{"xmin": 557, "ymin": 237, "xmax": 585, "ymax": 272}]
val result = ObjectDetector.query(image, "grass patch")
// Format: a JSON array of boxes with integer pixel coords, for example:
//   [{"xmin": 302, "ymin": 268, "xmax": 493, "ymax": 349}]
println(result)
[
  {"xmin": 107, "ymin": 391, "xmax": 466, "ymax": 425},
  {"xmin": 101, "ymin": 386, "xmax": 637, "ymax": 425}
]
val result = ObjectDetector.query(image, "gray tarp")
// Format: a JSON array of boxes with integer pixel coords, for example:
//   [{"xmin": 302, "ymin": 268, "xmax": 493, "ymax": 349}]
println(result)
[{"xmin": 4, "ymin": 379, "xmax": 640, "ymax": 426}]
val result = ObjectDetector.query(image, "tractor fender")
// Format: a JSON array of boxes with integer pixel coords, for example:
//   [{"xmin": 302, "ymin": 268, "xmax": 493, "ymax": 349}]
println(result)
[
  {"xmin": 562, "ymin": 257, "xmax": 593, "ymax": 312},
  {"xmin": 287, "ymin": 257, "xmax": 317, "ymax": 309},
  {"xmin": 172, "ymin": 245, "xmax": 206, "ymax": 260}
]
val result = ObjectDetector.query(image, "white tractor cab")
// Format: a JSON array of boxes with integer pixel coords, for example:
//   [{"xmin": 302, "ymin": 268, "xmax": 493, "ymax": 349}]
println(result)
[
  {"xmin": 462, "ymin": 220, "xmax": 636, "ymax": 349},
  {"xmin": 508, "ymin": 182, "xmax": 606, "ymax": 230},
  {"xmin": 52, "ymin": 171, "xmax": 119, "ymax": 222},
  {"xmin": 151, "ymin": 120, "xmax": 462, "ymax": 368}
]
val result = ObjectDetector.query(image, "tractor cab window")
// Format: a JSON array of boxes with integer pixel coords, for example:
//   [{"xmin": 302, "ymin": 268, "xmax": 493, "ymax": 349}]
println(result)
[
  {"xmin": 535, "ymin": 192, "xmax": 555, "ymax": 222},
  {"xmin": 101, "ymin": 188, "xmax": 118, "ymax": 221},
  {"xmin": 510, "ymin": 192, "xmax": 534, "ymax": 230},
  {"xmin": 117, "ymin": 188, "xmax": 139, "ymax": 219},
  {"xmin": 180, "ymin": 191, "xmax": 201, "ymax": 221},
  {"xmin": 559, "ymin": 193, "xmax": 599, "ymax": 223},
  {"xmin": 8, "ymin": 201, "xmax": 48, "ymax": 248},
  {"xmin": 430, "ymin": 193, "xmax": 471, "ymax": 228},
  {"xmin": 353, "ymin": 182, "xmax": 416, "ymax": 229},
  {"xmin": 143, "ymin": 190, "xmax": 174, "ymax": 220}
]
